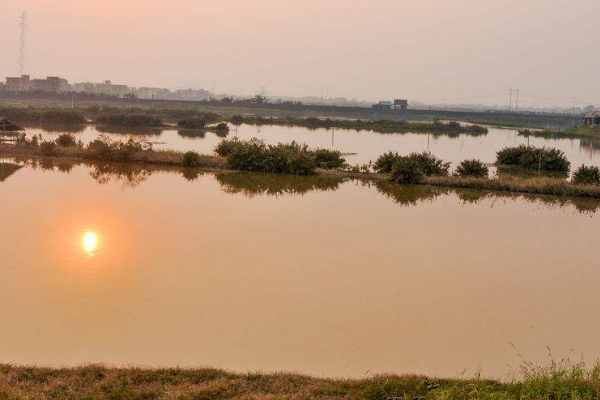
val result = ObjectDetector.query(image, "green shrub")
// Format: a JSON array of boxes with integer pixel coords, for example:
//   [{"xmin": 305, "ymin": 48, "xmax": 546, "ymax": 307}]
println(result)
[
  {"xmin": 55, "ymin": 133, "xmax": 78, "ymax": 147},
  {"xmin": 263, "ymin": 142, "xmax": 316, "ymax": 175},
  {"xmin": 373, "ymin": 151, "xmax": 401, "ymax": 173},
  {"xmin": 410, "ymin": 152, "xmax": 450, "ymax": 176},
  {"xmin": 224, "ymin": 138, "xmax": 268, "ymax": 172},
  {"xmin": 572, "ymin": 165, "xmax": 600, "ymax": 185},
  {"xmin": 40, "ymin": 141, "xmax": 56, "ymax": 156},
  {"xmin": 496, "ymin": 145, "xmax": 570, "ymax": 172},
  {"xmin": 96, "ymin": 114, "xmax": 163, "ymax": 127},
  {"xmin": 455, "ymin": 159, "xmax": 489, "ymax": 178},
  {"xmin": 230, "ymin": 115, "xmax": 244, "ymax": 125},
  {"xmin": 215, "ymin": 123, "xmax": 230, "ymax": 132},
  {"xmin": 178, "ymin": 118, "xmax": 205, "ymax": 130},
  {"xmin": 312, "ymin": 149, "xmax": 346, "ymax": 169},
  {"xmin": 182, "ymin": 151, "xmax": 203, "ymax": 167},
  {"xmin": 390, "ymin": 156, "xmax": 425, "ymax": 184},
  {"xmin": 215, "ymin": 138, "xmax": 246, "ymax": 157}
]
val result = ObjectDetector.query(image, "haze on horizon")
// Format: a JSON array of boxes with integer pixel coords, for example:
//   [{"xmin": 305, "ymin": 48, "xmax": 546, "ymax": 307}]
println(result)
[{"xmin": 1, "ymin": 0, "xmax": 598, "ymax": 108}]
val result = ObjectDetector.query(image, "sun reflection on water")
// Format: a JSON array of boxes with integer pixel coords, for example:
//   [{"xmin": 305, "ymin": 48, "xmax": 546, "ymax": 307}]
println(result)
[{"xmin": 83, "ymin": 231, "xmax": 99, "ymax": 256}]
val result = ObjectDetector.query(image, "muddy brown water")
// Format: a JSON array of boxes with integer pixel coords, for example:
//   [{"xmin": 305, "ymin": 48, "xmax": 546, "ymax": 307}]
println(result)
[{"xmin": 1, "ymin": 161, "xmax": 600, "ymax": 378}]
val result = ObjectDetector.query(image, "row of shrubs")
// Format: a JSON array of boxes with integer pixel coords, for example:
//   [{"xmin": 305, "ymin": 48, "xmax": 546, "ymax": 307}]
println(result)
[
  {"xmin": 372, "ymin": 151, "xmax": 488, "ymax": 184},
  {"xmin": 17, "ymin": 133, "xmax": 154, "ymax": 162},
  {"xmin": 182, "ymin": 138, "xmax": 346, "ymax": 174},
  {"xmin": 372, "ymin": 148, "xmax": 600, "ymax": 186}
]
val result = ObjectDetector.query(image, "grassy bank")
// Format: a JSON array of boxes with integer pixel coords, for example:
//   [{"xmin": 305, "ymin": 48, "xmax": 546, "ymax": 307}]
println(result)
[{"xmin": 1, "ymin": 363, "xmax": 600, "ymax": 400}]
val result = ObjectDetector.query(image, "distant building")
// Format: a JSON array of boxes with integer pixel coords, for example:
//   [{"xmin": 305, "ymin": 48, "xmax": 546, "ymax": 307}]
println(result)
[
  {"xmin": 5, "ymin": 75, "xmax": 31, "ymax": 92},
  {"xmin": 373, "ymin": 101, "xmax": 393, "ymax": 110},
  {"xmin": 583, "ymin": 110, "xmax": 600, "ymax": 126},
  {"xmin": 31, "ymin": 76, "xmax": 70, "ymax": 92},
  {"xmin": 393, "ymin": 99, "xmax": 408, "ymax": 110},
  {"xmin": 74, "ymin": 80, "xmax": 132, "ymax": 97}
]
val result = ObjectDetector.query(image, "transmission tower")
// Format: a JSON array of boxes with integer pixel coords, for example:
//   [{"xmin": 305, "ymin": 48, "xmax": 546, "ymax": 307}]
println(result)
[{"xmin": 19, "ymin": 12, "xmax": 27, "ymax": 75}]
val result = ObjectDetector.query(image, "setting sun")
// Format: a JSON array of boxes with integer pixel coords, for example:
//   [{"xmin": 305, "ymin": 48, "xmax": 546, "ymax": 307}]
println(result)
[{"xmin": 83, "ymin": 231, "xmax": 99, "ymax": 255}]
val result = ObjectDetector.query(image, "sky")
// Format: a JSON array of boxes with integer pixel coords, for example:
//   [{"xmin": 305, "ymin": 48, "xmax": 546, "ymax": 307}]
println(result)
[{"xmin": 0, "ymin": 0, "xmax": 598, "ymax": 107}]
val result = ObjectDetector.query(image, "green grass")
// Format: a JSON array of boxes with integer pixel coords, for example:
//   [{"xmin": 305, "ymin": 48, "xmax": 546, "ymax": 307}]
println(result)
[
  {"xmin": 520, "ymin": 126, "xmax": 600, "ymax": 140},
  {"xmin": 2, "ymin": 362, "xmax": 600, "ymax": 400}
]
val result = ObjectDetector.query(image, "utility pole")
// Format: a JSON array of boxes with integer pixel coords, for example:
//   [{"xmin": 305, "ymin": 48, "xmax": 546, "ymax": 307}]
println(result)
[
  {"xmin": 509, "ymin": 88, "xmax": 513, "ymax": 112},
  {"xmin": 19, "ymin": 12, "xmax": 27, "ymax": 76},
  {"xmin": 515, "ymin": 89, "xmax": 520, "ymax": 111}
]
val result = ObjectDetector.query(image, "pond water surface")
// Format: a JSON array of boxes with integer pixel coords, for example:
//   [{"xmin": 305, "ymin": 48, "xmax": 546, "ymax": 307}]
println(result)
[{"xmin": 1, "ymin": 161, "xmax": 600, "ymax": 378}]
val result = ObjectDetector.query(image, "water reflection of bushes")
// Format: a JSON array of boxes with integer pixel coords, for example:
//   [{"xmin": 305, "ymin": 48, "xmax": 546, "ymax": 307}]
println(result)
[
  {"xmin": 0, "ymin": 163, "xmax": 22, "ymax": 182},
  {"xmin": 215, "ymin": 172, "xmax": 344, "ymax": 197},
  {"xmin": 89, "ymin": 163, "xmax": 152, "ymax": 188}
]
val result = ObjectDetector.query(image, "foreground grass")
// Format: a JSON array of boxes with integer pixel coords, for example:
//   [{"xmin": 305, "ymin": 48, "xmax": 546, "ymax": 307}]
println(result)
[{"xmin": 2, "ymin": 363, "xmax": 600, "ymax": 400}]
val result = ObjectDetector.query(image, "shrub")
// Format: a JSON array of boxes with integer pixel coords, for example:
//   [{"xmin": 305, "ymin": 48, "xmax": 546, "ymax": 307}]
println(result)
[
  {"xmin": 178, "ymin": 118, "xmax": 205, "ymax": 130},
  {"xmin": 96, "ymin": 114, "xmax": 163, "ymax": 127},
  {"xmin": 216, "ymin": 139, "xmax": 317, "ymax": 175},
  {"xmin": 215, "ymin": 138, "xmax": 246, "ymax": 157},
  {"xmin": 55, "ymin": 133, "xmax": 78, "ymax": 147},
  {"xmin": 263, "ymin": 142, "xmax": 316, "ymax": 175},
  {"xmin": 410, "ymin": 152, "xmax": 450, "ymax": 176},
  {"xmin": 390, "ymin": 156, "xmax": 425, "ymax": 184},
  {"xmin": 455, "ymin": 159, "xmax": 489, "ymax": 178},
  {"xmin": 88, "ymin": 135, "xmax": 114, "ymax": 159},
  {"xmin": 230, "ymin": 115, "xmax": 244, "ymax": 125},
  {"xmin": 87, "ymin": 135, "xmax": 152, "ymax": 161},
  {"xmin": 215, "ymin": 123, "xmax": 230, "ymax": 132},
  {"xmin": 40, "ymin": 141, "xmax": 56, "ymax": 156},
  {"xmin": 373, "ymin": 151, "xmax": 401, "ymax": 173},
  {"xmin": 572, "ymin": 165, "xmax": 600, "ymax": 185},
  {"xmin": 182, "ymin": 151, "xmax": 203, "ymax": 167},
  {"xmin": 224, "ymin": 138, "xmax": 268, "ymax": 171},
  {"xmin": 312, "ymin": 149, "xmax": 346, "ymax": 169},
  {"xmin": 496, "ymin": 145, "xmax": 570, "ymax": 172}
]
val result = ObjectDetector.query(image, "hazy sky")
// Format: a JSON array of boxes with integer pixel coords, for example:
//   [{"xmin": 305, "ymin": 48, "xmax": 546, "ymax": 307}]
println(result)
[{"xmin": 1, "ymin": 0, "xmax": 598, "ymax": 107}]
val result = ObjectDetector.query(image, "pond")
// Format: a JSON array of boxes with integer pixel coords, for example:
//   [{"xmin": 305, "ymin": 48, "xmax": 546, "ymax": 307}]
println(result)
[
  {"xmin": 24, "ymin": 123, "xmax": 600, "ymax": 170},
  {"xmin": 1, "ymin": 160, "xmax": 599, "ymax": 379}
]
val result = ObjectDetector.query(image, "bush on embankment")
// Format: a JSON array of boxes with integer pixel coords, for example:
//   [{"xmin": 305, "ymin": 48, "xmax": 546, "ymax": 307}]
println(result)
[
  {"xmin": 496, "ymin": 145, "xmax": 570, "ymax": 172},
  {"xmin": 386, "ymin": 152, "xmax": 450, "ymax": 184},
  {"xmin": 572, "ymin": 165, "xmax": 600, "ymax": 185},
  {"xmin": 96, "ymin": 114, "xmax": 164, "ymax": 128},
  {"xmin": 455, "ymin": 159, "xmax": 489, "ymax": 178},
  {"xmin": 215, "ymin": 138, "xmax": 345, "ymax": 175}
]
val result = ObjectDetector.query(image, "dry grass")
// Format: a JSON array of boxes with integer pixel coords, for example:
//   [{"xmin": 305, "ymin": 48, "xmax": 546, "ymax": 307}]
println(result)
[
  {"xmin": 425, "ymin": 175, "xmax": 600, "ymax": 199},
  {"xmin": 0, "ymin": 143, "xmax": 227, "ymax": 170},
  {"xmin": 2, "ymin": 363, "xmax": 600, "ymax": 400}
]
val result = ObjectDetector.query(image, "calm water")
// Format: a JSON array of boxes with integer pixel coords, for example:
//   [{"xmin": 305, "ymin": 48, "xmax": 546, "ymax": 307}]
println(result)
[
  {"xmin": 1, "ymin": 160, "xmax": 600, "ymax": 378},
  {"xmin": 25, "ymin": 123, "xmax": 600, "ymax": 169}
]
